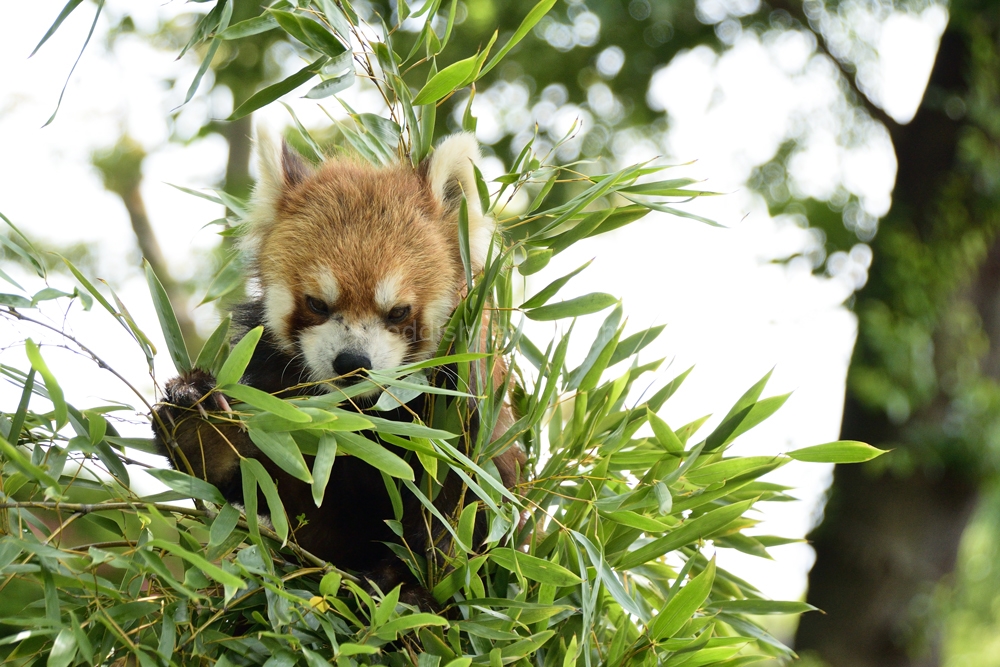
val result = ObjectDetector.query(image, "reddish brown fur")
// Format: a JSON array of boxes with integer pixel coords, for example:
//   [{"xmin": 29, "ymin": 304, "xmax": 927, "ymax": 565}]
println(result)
[{"xmin": 256, "ymin": 158, "xmax": 464, "ymax": 361}]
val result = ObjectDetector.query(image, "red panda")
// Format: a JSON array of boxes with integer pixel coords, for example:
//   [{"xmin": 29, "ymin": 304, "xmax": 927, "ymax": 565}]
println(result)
[{"xmin": 153, "ymin": 132, "xmax": 522, "ymax": 606}]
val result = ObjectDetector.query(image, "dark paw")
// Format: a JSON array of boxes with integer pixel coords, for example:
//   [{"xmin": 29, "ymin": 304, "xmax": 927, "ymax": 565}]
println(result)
[{"xmin": 164, "ymin": 369, "xmax": 225, "ymax": 411}]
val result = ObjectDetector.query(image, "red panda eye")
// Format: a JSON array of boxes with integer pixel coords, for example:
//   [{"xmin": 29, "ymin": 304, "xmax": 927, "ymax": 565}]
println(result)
[
  {"xmin": 387, "ymin": 305, "xmax": 411, "ymax": 324},
  {"xmin": 306, "ymin": 297, "xmax": 330, "ymax": 317}
]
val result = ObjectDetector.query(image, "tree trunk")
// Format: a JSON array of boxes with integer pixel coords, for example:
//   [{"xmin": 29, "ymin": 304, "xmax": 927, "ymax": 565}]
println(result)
[{"xmin": 796, "ymin": 13, "xmax": 1000, "ymax": 666}]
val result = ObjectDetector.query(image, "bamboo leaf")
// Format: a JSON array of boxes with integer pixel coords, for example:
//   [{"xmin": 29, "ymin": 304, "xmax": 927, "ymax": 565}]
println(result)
[
  {"xmin": 229, "ymin": 56, "xmax": 330, "ymax": 121},
  {"xmin": 144, "ymin": 260, "xmax": 191, "ymax": 374},
  {"xmin": 412, "ymin": 54, "xmax": 478, "ymax": 105},
  {"xmin": 788, "ymin": 441, "xmax": 887, "ymax": 463},
  {"xmin": 222, "ymin": 383, "xmax": 311, "ymax": 423},
  {"xmin": 248, "ymin": 428, "xmax": 313, "ymax": 483},
  {"xmin": 524, "ymin": 293, "xmax": 618, "ymax": 321},
  {"xmin": 24, "ymin": 340, "xmax": 67, "ymax": 429},
  {"xmin": 489, "ymin": 548, "xmax": 582, "ymax": 586},
  {"xmin": 479, "ymin": 0, "xmax": 557, "ymax": 77},
  {"xmin": 146, "ymin": 469, "xmax": 226, "ymax": 504},
  {"xmin": 271, "ymin": 9, "xmax": 347, "ymax": 57},
  {"xmin": 647, "ymin": 557, "xmax": 716, "ymax": 640},
  {"xmin": 335, "ymin": 431, "xmax": 414, "ymax": 480},
  {"xmin": 195, "ymin": 314, "xmax": 231, "ymax": 372},
  {"xmin": 216, "ymin": 326, "xmax": 263, "ymax": 387},
  {"xmin": 242, "ymin": 457, "xmax": 290, "ymax": 544}
]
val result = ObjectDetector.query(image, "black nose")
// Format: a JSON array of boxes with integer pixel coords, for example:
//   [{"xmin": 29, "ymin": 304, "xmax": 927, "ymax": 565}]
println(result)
[{"xmin": 333, "ymin": 352, "xmax": 372, "ymax": 380}]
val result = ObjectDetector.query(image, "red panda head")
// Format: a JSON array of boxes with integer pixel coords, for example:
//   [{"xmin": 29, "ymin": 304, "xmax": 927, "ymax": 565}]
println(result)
[{"xmin": 242, "ymin": 131, "xmax": 494, "ymax": 392}]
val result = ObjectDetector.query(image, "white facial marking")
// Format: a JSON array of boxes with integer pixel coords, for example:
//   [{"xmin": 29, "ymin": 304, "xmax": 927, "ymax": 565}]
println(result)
[
  {"xmin": 263, "ymin": 283, "xmax": 295, "ymax": 351},
  {"xmin": 374, "ymin": 272, "xmax": 405, "ymax": 312},
  {"xmin": 317, "ymin": 270, "xmax": 340, "ymax": 305},
  {"xmin": 298, "ymin": 315, "xmax": 410, "ymax": 396}
]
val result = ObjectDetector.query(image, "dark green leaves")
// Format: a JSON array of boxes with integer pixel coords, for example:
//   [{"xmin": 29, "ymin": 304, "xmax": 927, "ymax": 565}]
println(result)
[
  {"xmin": 270, "ymin": 10, "xmax": 347, "ymax": 57},
  {"xmin": 144, "ymin": 260, "xmax": 191, "ymax": 374},
  {"xmin": 229, "ymin": 56, "xmax": 331, "ymax": 121}
]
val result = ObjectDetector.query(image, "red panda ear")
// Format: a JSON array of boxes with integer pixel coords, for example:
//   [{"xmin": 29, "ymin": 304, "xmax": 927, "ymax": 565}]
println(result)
[
  {"xmin": 244, "ymin": 127, "xmax": 315, "ymax": 256},
  {"xmin": 280, "ymin": 140, "xmax": 310, "ymax": 188},
  {"xmin": 253, "ymin": 128, "xmax": 312, "ymax": 205},
  {"xmin": 422, "ymin": 133, "xmax": 496, "ymax": 273}
]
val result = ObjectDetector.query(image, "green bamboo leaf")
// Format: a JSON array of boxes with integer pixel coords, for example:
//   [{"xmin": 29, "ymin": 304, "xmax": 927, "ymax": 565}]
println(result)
[
  {"xmin": 617, "ymin": 178, "xmax": 701, "ymax": 195},
  {"xmin": 709, "ymin": 599, "xmax": 817, "ymax": 615},
  {"xmin": 458, "ymin": 502, "xmax": 478, "ymax": 554},
  {"xmin": 311, "ymin": 434, "xmax": 337, "ymax": 507},
  {"xmin": 229, "ymin": 56, "xmax": 330, "ymax": 121},
  {"xmin": 501, "ymin": 631, "xmax": 556, "ymax": 659},
  {"xmin": 195, "ymin": 314, "xmax": 231, "ymax": 371},
  {"xmin": 518, "ymin": 248, "xmax": 552, "ymax": 276},
  {"xmin": 199, "ymin": 255, "xmax": 243, "ymax": 305},
  {"xmin": 248, "ymin": 428, "xmax": 313, "ymax": 483},
  {"xmin": 479, "ymin": 0, "xmax": 557, "ymax": 77},
  {"xmin": 30, "ymin": 0, "xmax": 84, "ymax": 57},
  {"xmin": 567, "ymin": 305, "xmax": 622, "ymax": 390},
  {"xmin": 412, "ymin": 54, "xmax": 478, "ymax": 105},
  {"xmin": 271, "ymin": 9, "xmax": 347, "ymax": 57},
  {"xmin": 242, "ymin": 457, "xmax": 290, "ymax": 544},
  {"xmin": 571, "ymin": 530, "xmax": 647, "ymax": 621},
  {"xmin": 209, "ymin": 503, "xmax": 241, "ymax": 547},
  {"xmin": 627, "ymin": 197, "xmax": 726, "ymax": 227},
  {"xmin": 375, "ymin": 613, "xmax": 449, "ymax": 640},
  {"xmin": 144, "ymin": 260, "xmax": 191, "ymax": 373},
  {"xmin": 222, "ymin": 383, "xmax": 311, "ymax": 423},
  {"xmin": 146, "ymin": 539, "xmax": 246, "ymax": 590},
  {"xmin": 685, "ymin": 456, "xmax": 788, "ymax": 486},
  {"xmin": 218, "ymin": 14, "xmax": 278, "ymax": 40},
  {"xmin": 24, "ymin": 339, "xmax": 67, "ymax": 429},
  {"xmin": 335, "ymin": 431, "xmax": 414, "ymax": 480},
  {"xmin": 547, "ymin": 208, "xmax": 613, "ymax": 255},
  {"xmin": 8, "ymin": 369, "xmax": 35, "ymax": 446},
  {"xmin": 787, "ymin": 440, "xmax": 887, "ymax": 463},
  {"xmin": 524, "ymin": 292, "xmax": 618, "ymax": 321},
  {"xmin": 47, "ymin": 628, "xmax": 77, "ymax": 667},
  {"xmin": 42, "ymin": 0, "xmax": 106, "ymax": 126},
  {"xmin": 647, "ymin": 557, "xmax": 716, "ymax": 640},
  {"xmin": 182, "ymin": 1, "xmax": 231, "ymax": 106},
  {"xmin": 617, "ymin": 499, "xmax": 755, "ymax": 569},
  {"xmin": 489, "ymin": 548, "xmax": 582, "ymax": 586},
  {"xmin": 520, "ymin": 260, "xmax": 593, "ymax": 310},
  {"xmin": 648, "ymin": 409, "xmax": 684, "ymax": 453},
  {"xmin": 318, "ymin": 0, "xmax": 353, "ymax": 41},
  {"xmin": 305, "ymin": 58, "xmax": 356, "ymax": 98},
  {"xmin": 146, "ymin": 469, "xmax": 226, "ymax": 504},
  {"xmin": 216, "ymin": 326, "xmax": 263, "ymax": 386},
  {"xmin": 609, "ymin": 325, "xmax": 665, "ymax": 366}
]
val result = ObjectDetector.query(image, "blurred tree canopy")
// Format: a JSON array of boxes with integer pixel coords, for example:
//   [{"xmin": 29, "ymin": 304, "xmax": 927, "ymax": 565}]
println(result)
[{"xmin": 27, "ymin": 0, "xmax": 1000, "ymax": 665}]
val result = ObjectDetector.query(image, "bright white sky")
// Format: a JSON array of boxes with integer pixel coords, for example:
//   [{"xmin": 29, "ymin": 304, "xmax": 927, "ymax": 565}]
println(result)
[{"xmin": 0, "ymin": 1, "xmax": 945, "ymax": 609}]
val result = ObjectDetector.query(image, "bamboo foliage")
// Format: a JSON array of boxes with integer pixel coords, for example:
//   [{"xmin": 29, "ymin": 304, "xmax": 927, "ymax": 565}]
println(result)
[{"xmin": 0, "ymin": 2, "xmax": 884, "ymax": 665}]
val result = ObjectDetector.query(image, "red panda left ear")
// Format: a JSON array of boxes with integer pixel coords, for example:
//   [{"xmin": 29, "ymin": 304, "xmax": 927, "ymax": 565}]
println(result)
[
  {"xmin": 280, "ymin": 140, "xmax": 310, "ymax": 188},
  {"xmin": 244, "ymin": 126, "xmax": 315, "ymax": 257},
  {"xmin": 422, "ymin": 133, "xmax": 496, "ymax": 273}
]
